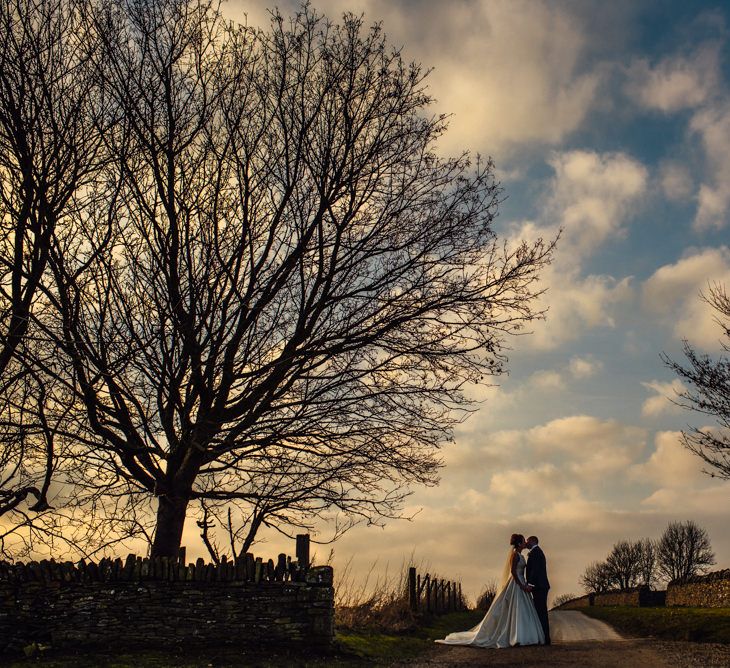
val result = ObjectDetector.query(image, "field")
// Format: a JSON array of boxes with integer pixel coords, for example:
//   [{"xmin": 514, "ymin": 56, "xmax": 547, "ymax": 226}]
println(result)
[{"xmin": 581, "ymin": 606, "xmax": 730, "ymax": 644}]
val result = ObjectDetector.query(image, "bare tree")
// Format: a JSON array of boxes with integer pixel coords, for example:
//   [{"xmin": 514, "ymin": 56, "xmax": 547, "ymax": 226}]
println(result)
[
  {"xmin": 40, "ymin": 0, "xmax": 554, "ymax": 557},
  {"xmin": 0, "ymin": 0, "xmax": 103, "ymax": 520},
  {"xmin": 656, "ymin": 520, "xmax": 715, "ymax": 583},
  {"xmin": 579, "ymin": 560, "xmax": 613, "ymax": 594},
  {"xmin": 663, "ymin": 283, "xmax": 730, "ymax": 480},
  {"xmin": 605, "ymin": 540, "xmax": 642, "ymax": 590},
  {"xmin": 636, "ymin": 537, "xmax": 658, "ymax": 589}
]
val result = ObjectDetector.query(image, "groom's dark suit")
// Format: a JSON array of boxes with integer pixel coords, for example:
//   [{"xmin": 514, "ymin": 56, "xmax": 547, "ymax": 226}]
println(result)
[{"xmin": 526, "ymin": 545, "xmax": 551, "ymax": 645}]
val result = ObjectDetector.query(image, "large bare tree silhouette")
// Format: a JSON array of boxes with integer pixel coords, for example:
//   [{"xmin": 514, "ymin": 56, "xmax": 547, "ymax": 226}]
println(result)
[{"xmin": 36, "ymin": 0, "xmax": 554, "ymax": 557}]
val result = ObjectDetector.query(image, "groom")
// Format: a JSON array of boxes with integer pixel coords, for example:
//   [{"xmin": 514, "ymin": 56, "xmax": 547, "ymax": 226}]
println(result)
[{"xmin": 525, "ymin": 535, "xmax": 551, "ymax": 645}]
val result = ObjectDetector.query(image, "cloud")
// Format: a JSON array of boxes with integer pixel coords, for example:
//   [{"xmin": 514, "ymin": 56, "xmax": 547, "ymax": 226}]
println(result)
[
  {"xmin": 690, "ymin": 103, "xmax": 730, "ymax": 230},
  {"xmin": 641, "ymin": 379, "xmax": 687, "ymax": 417},
  {"xmin": 227, "ymin": 0, "xmax": 603, "ymax": 160},
  {"xmin": 569, "ymin": 356, "xmax": 603, "ymax": 379},
  {"xmin": 421, "ymin": 0, "xmax": 602, "ymax": 158},
  {"xmin": 526, "ymin": 416, "xmax": 647, "ymax": 479},
  {"xmin": 642, "ymin": 247, "xmax": 730, "ymax": 350},
  {"xmin": 528, "ymin": 370, "xmax": 565, "ymax": 390},
  {"xmin": 632, "ymin": 430, "xmax": 706, "ymax": 488},
  {"xmin": 240, "ymin": 414, "xmax": 730, "ymax": 604},
  {"xmin": 506, "ymin": 150, "xmax": 646, "ymax": 349},
  {"xmin": 521, "ymin": 357, "xmax": 602, "ymax": 393},
  {"xmin": 625, "ymin": 44, "xmax": 721, "ymax": 113},
  {"xmin": 546, "ymin": 150, "xmax": 648, "ymax": 256},
  {"xmin": 514, "ymin": 252, "xmax": 634, "ymax": 350},
  {"xmin": 622, "ymin": 40, "xmax": 730, "ymax": 230}
]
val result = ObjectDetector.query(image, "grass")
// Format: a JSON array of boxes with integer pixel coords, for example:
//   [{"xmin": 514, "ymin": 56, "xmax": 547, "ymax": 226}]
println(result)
[
  {"xmin": 4, "ymin": 610, "xmax": 484, "ymax": 667},
  {"xmin": 336, "ymin": 609, "xmax": 484, "ymax": 663},
  {"xmin": 581, "ymin": 606, "xmax": 730, "ymax": 644}
]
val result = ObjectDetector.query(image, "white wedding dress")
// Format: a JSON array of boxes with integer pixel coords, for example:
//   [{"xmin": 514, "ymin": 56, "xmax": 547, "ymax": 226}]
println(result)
[{"xmin": 435, "ymin": 552, "xmax": 545, "ymax": 648}]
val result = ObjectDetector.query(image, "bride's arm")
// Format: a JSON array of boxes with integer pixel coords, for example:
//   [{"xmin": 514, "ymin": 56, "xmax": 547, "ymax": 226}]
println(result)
[{"xmin": 510, "ymin": 553, "xmax": 529, "ymax": 591}]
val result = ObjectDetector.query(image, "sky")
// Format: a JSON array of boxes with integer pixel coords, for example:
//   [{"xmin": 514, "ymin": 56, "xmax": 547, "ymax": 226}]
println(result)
[{"xmin": 212, "ymin": 0, "xmax": 730, "ymax": 603}]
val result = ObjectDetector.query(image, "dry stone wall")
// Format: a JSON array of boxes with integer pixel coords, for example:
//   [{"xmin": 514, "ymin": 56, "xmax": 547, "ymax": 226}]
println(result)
[
  {"xmin": 0, "ymin": 553, "xmax": 334, "ymax": 653},
  {"xmin": 667, "ymin": 569, "xmax": 730, "ymax": 608},
  {"xmin": 593, "ymin": 586, "xmax": 665, "ymax": 607},
  {"xmin": 553, "ymin": 593, "xmax": 593, "ymax": 609},
  {"xmin": 555, "ymin": 586, "xmax": 666, "ymax": 609}
]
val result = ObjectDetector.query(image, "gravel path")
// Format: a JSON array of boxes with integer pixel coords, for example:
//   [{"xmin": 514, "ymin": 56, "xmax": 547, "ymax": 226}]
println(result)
[
  {"xmin": 397, "ymin": 610, "xmax": 730, "ymax": 667},
  {"xmin": 550, "ymin": 610, "xmax": 624, "ymax": 642}
]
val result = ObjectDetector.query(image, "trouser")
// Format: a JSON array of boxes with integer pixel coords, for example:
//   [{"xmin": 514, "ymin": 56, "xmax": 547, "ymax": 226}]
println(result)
[{"xmin": 532, "ymin": 588, "xmax": 550, "ymax": 644}]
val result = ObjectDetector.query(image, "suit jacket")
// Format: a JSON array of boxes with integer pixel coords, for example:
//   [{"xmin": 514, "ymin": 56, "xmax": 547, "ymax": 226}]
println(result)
[{"xmin": 526, "ymin": 545, "xmax": 550, "ymax": 590}]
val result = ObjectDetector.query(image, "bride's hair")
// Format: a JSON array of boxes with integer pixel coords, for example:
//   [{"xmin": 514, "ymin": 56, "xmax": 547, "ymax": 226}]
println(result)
[{"xmin": 509, "ymin": 533, "xmax": 524, "ymax": 548}]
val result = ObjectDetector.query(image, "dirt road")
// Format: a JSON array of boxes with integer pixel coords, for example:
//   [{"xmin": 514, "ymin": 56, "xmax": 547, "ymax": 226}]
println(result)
[
  {"xmin": 550, "ymin": 610, "xmax": 623, "ymax": 642},
  {"xmin": 399, "ymin": 610, "xmax": 730, "ymax": 667}
]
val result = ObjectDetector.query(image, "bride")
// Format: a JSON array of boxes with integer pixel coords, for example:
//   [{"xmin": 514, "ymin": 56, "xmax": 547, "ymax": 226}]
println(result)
[{"xmin": 435, "ymin": 533, "xmax": 545, "ymax": 648}]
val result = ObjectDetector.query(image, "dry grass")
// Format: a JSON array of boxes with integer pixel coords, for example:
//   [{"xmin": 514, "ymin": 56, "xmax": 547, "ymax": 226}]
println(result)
[
  {"xmin": 334, "ymin": 555, "xmax": 468, "ymax": 633},
  {"xmin": 334, "ymin": 556, "xmax": 416, "ymax": 632},
  {"xmin": 475, "ymin": 579, "xmax": 498, "ymax": 611}
]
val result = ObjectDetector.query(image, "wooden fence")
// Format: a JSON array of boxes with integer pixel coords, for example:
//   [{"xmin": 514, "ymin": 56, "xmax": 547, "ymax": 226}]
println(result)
[{"xmin": 407, "ymin": 566, "xmax": 465, "ymax": 613}]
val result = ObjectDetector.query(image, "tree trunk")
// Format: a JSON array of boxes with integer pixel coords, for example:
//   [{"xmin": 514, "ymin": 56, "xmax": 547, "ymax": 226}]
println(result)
[{"xmin": 151, "ymin": 494, "xmax": 189, "ymax": 558}]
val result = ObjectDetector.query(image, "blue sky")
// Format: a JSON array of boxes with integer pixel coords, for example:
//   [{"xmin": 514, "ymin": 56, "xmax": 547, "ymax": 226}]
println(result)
[{"xmin": 215, "ymin": 0, "xmax": 730, "ymax": 601}]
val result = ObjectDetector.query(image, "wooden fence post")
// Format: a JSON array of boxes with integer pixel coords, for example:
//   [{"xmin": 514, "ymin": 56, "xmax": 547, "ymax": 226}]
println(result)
[
  {"xmin": 408, "ymin": 567, "xmax": 417, "ymax": 612},
  {"xmin": 296, "ymin": 534, "xmax": 310, "ymax": 570}
]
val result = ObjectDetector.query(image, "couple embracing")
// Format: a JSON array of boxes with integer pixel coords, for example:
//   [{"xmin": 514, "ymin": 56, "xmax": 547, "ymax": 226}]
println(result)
[{"xmin": 436, "ymin": 534, "xmax": 551, "ymax": 648}]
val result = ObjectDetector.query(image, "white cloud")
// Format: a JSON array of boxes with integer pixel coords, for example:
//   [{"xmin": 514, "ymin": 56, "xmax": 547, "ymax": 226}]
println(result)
[
  {"xmin": 690, "ymin": 104, "xmax": 730, "ymax": 230},
  {"xmin": 526, "ymin": 415, "xmax": 647, "ymax": 478},
  {"xmin": 632, "ymin": 430, "xmax": 706, "ymax": 488},
  {"xmin": 642, "ymin": 247, "xmax": 730, "ymax": 350},
  {"xmin": 227, "ymin": 0, "xmax": 603, "ymax": 159},
  {"xmin": 488, "ymin": 463, "xmax": 566, "ymax": 502},
  {"xmin": 507, "ymin": 150, "xmax": 646, "ymax": 349},
  {"xmin": 641, "ymin": 379, "xmax": 687, "ymax": 417},
  {"xmin": 528, "ymin": 370, "xmax": 565, "ymax": 390},
  {"xmin": 625, "ymin": 44, "xmax": 721, "ymax": 113},
  {"xmin": 547, "ymin": 150, "xmax": 648, "ymax": 256},
  {"xmin": 525, "ymin": 264, "xmax": 634, "ymax": 350},
  {"xmin": 640, "ymin": 484, "xmax": 730, "ymax": 514},
  {"xmin": 623, "ymin": 42, "xmax": 730, "ymax": 230},
  {"xmin": 568, "ymin": 355, "xmax": 603, "ymax": 379}
]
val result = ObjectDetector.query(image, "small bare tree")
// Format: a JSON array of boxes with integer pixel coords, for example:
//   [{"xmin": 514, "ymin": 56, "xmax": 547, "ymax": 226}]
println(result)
[
  {"xmin": 579, "ymin": 560, "xmax": 613, "ymax": 594},
  {"xmin": 656, "ymin": 520, "xmax": 715, "ymax": 582},
  {"xmin": 605, "ymin": 540, "xmax": 642, "ymax": 590},
  {"xmin": 636, "ymin": 537, "xmax": 658, "ymax": 589},
  {"xmin": 663, "ymin": 283, "xmax": 730, "ymax": 480}
]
